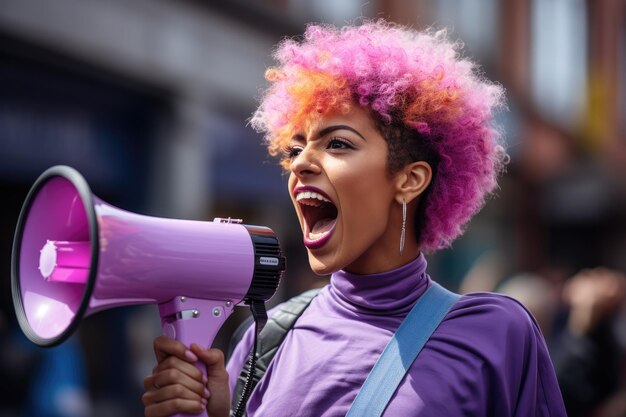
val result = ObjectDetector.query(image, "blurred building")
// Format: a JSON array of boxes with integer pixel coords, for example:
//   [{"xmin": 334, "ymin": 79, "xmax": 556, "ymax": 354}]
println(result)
[{"xmin": 1, "ymin": 1, "xmax": 625, "ymax": 416}]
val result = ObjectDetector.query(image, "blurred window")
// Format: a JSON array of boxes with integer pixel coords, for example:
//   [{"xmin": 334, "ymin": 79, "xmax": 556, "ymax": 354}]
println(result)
[
  {"xmin": 288, "ymin": 0, "xmax": 371, "ymax": 24},
  {"xmin": 0, "ymin": 37, "xmax": 162, "ymax": 208},
  {"xmin": 207, "ymin": 111, "xmax": 285, "ymax": 204},
  {"xmin": 531, "ymin": 0, "xmax": 587, "ymax": 127},
  {"xmin": 617, "ymin": 18, "xmax": 626, "ymax": 140},
  {"xmin": 432, "ymin": 0, "xmax": 500, "ymax": 65}
]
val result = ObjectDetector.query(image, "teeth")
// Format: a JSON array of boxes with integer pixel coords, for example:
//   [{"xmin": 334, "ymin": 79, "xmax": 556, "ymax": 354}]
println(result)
[
  {"xmin": 295, "ymin": 191, "xmax": 331, "ymax": 204},
  {"xmin": 308, "ymin": 231, "xmax": 326, "ymax": 240}
]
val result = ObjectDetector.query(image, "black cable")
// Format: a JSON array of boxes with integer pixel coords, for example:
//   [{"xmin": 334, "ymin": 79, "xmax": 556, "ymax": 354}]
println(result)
[
  {"xmin": 232, "ymin": 301, "xmax": 267, "ymax": 417},
  {"xmin": 232, "ymin": 327, "xmax": 258, "ymax": 417}
]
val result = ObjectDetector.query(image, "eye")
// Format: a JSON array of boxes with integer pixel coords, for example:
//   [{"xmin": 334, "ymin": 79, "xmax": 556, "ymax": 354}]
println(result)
[
  {"xmin": 284, "ymin": 145, "xmax": 303, "ymax": 159},
  {"xmin": 327, "ymin": 138, "xmax": 353, "ymax": 150}
]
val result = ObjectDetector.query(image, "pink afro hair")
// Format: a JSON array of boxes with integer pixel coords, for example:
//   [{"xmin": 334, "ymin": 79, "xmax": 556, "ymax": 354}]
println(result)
[{"xmin": 250, "ymin": 20, "xmax": 507, "ymax": 250}]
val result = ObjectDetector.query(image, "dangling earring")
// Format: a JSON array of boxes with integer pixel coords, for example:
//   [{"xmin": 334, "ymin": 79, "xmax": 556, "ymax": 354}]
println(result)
[{"xmin": 400, "ymin": 198, "xmax": 406, "ymax": 256}]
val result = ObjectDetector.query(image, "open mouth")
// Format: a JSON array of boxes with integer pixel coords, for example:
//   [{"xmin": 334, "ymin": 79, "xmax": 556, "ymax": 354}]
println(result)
[{"xmin": 294, "ymin": 187, "xmax": 338, "ymax": 249}]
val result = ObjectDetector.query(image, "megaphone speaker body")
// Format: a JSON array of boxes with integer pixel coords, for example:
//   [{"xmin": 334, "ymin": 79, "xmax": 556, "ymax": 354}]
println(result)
[{"xmin": 12, "ymin": 166, "xmax": 284, "ymax": 416}]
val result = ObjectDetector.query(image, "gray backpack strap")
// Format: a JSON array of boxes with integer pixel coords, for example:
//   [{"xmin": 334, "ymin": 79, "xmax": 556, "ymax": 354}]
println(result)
[{"xmin": 230, "ymin": 288, "xmax": 322, "ymax": 414}]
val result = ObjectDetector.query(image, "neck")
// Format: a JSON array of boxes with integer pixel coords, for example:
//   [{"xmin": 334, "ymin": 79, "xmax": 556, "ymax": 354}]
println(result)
[
  {"xmin": 344, "ymin": 244, "xmax": 422, "ymax": 275},
  {"xmin": 330, "ymin": 253, "xmax": 429, "ymax": 314}
]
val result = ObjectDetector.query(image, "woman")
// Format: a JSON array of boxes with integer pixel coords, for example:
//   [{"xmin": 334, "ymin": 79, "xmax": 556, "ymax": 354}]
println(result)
[{"xmin": 142, "ymin": 20, "xmax": 567, "ymax": 417}]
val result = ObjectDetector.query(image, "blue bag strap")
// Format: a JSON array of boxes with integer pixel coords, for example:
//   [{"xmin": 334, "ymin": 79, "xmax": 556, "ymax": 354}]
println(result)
[{"xmin": 346, "ymin": 282, "xmax": 461, "ymax": 417}]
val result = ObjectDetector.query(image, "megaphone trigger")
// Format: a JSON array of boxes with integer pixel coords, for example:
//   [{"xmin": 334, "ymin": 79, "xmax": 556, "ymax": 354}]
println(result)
[{"xmin": 158, "ymin": 296, "xmax": 235, "ymax": 353}]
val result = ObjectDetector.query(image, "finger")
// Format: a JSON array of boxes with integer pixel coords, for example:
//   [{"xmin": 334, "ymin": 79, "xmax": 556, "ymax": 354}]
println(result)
[
  {"xmin": 145, "ymin": 398, "xmax": 206, "ymax": 417},
  {"xmin": 153, "ymin": 336, "xmax": 198, "ymax": 364},
  {"xmin": 142, "ymin": 383, "xmax": 208, "ymax": 406},
  {"xmin": 152, "ymin": 368, "xmax": 207, "ymax": 398},
  {"xmin": 191, "ymin": 345, "xmax": 227, "ymax": 378},
  {"xmin": 144, "ymin": 374, "xmax": 158, "ymax": 392},
  {"xmin": 154, "ymin": 355, "xmax": 204, "ymax": 382}
]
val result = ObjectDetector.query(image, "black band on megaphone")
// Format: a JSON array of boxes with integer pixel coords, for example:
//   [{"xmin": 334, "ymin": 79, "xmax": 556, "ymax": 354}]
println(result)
[{"xmin": 244, "ymin": 225, "xmax": 285, "ymax": 303}]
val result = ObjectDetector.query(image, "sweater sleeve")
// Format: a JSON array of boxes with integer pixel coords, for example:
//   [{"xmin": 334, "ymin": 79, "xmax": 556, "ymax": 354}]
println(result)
[
  {"xmin": 461, "ymin": 293, "xmax": 567, "ymax": 417},
  {"xmin": 403, "ymin": 293, "xmax": 568, "ymax": 417},
  {"xmin": 512, "ymin": 299, "xmax": 568, "ymax": 417}
]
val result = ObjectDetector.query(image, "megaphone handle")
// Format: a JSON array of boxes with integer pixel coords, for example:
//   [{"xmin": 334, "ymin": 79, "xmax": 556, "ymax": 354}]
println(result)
[{"xmin": 158, "ymin": 297, "xmax": 236, "ymax": 417}]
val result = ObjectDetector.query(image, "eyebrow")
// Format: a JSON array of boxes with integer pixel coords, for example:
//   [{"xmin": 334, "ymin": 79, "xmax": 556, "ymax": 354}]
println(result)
[{"xmin": 318, "ymin": 125, "xmax": 367, "ymax": 141}]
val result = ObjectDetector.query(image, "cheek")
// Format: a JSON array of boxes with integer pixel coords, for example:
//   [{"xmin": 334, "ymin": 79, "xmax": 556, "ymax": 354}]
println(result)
[
  {"xmin": 287, "ymin": 172, "xmax": 297, "ymax": 189},
  {"xmin": 287, "ymin": 173, "xmax": 304, "ymax": 224},
  {"xmin": 287, "ymin": 173, "xmax": 297, "ymax": 204},
  {"xmin": 337, "ymin": 157, "xmax": 390, "ymax": 207},
  {"xmin": 341, "ymin": 192, "xmax": 390, "ymax": 238},
  {"xmin": 336, "ymin": 164, "xmax": 393, "ymax": 235}
]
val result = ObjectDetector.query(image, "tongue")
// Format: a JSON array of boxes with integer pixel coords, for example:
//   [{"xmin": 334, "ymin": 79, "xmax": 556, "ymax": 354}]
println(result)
[{"xmin": 311, "ymin": 217, "xmax": 336, "ymax": 236}]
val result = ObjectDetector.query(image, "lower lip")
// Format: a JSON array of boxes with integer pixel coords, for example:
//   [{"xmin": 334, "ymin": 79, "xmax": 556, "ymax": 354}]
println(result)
[{"xmin": 303, "ymin": 223, "xmax": 336, "ymax": 250}]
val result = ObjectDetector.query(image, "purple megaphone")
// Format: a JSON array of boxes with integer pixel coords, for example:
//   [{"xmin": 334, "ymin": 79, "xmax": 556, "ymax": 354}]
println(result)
[{"xmin": 12, "ymin": 165, "xmax": 285, "ymax": 417}]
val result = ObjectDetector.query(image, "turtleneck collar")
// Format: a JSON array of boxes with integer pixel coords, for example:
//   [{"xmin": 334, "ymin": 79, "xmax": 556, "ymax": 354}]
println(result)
[{"xmin": 328, "ymin": 253, "xmax": 430, "ymax": 315}]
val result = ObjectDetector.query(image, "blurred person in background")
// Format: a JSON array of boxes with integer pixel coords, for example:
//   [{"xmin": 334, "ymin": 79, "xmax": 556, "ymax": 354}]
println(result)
[
  {"xmin": 494, "ymin": 267, "xmax": 626, "ymax": 417},
  {"xmin": 496, "ymin": 272, "xmax": 559, "ymax": 338},
  {"xmin": 141, "ymin": 20, "xmax": 567, "ymax": 417},
  {"xmin": 552, "ymin": 268, "xmax": 626, "ymax": 417},
  {"xmin": 493, "ymin": 267, "xmax": 626, "ymax": 417},
  {"xmin": 512, "ymin": 107, "xmax": 626, "ymax": 417}
]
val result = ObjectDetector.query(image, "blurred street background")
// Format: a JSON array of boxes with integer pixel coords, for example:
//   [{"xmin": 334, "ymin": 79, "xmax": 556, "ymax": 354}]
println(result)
[{"xmin": 1, "ymin": 1, "xmax": 625, "ymax": 416}]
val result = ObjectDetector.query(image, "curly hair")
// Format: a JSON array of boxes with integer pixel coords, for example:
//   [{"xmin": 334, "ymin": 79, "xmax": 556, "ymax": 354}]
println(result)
[{"xmin": 250, "ymin": 20, "xmax": 507, "ymax": 250}]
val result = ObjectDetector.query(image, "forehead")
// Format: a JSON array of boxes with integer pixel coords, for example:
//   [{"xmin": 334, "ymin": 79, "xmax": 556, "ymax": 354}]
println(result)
[{"xmin": 296, "ymin": 105, "xmax": 379, "ymax": 136}]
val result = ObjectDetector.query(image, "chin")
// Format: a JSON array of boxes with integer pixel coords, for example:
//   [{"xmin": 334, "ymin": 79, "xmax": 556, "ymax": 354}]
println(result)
[{"xmin": 307, "ymin": 252, "xmax": 341, "ymax": 276}]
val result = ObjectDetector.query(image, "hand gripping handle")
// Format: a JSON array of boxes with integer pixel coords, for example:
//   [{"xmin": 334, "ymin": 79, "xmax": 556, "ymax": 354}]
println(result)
[{"xmin": 158, "ymin": 297, "xmax": 235, "ymax": 417}]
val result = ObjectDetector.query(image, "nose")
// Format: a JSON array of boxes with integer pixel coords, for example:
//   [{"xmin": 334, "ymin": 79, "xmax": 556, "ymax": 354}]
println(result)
[{"xmin": 290, "ymin": 146, "xmax": 321, "ymax": 178}]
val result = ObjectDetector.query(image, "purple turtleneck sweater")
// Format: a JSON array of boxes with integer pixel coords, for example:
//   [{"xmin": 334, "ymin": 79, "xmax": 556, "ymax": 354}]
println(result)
[{"xmin": 226, "ymin": 254, "xmax": 566, "ymax": 416}]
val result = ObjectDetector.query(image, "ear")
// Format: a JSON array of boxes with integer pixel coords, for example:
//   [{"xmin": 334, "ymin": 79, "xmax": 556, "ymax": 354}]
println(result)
[{"xmin": 393, "ymin": 161, "xmax": 432, "ymax": 205}]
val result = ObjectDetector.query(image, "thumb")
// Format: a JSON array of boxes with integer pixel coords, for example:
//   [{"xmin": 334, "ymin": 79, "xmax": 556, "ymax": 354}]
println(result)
[
  {"xmin": 190, "ymin": 344, "xmax": 231, "ymax": 417},
  {"xmin": 191, "ymin": 344, "xmax": 227, "ymax": 377}
]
